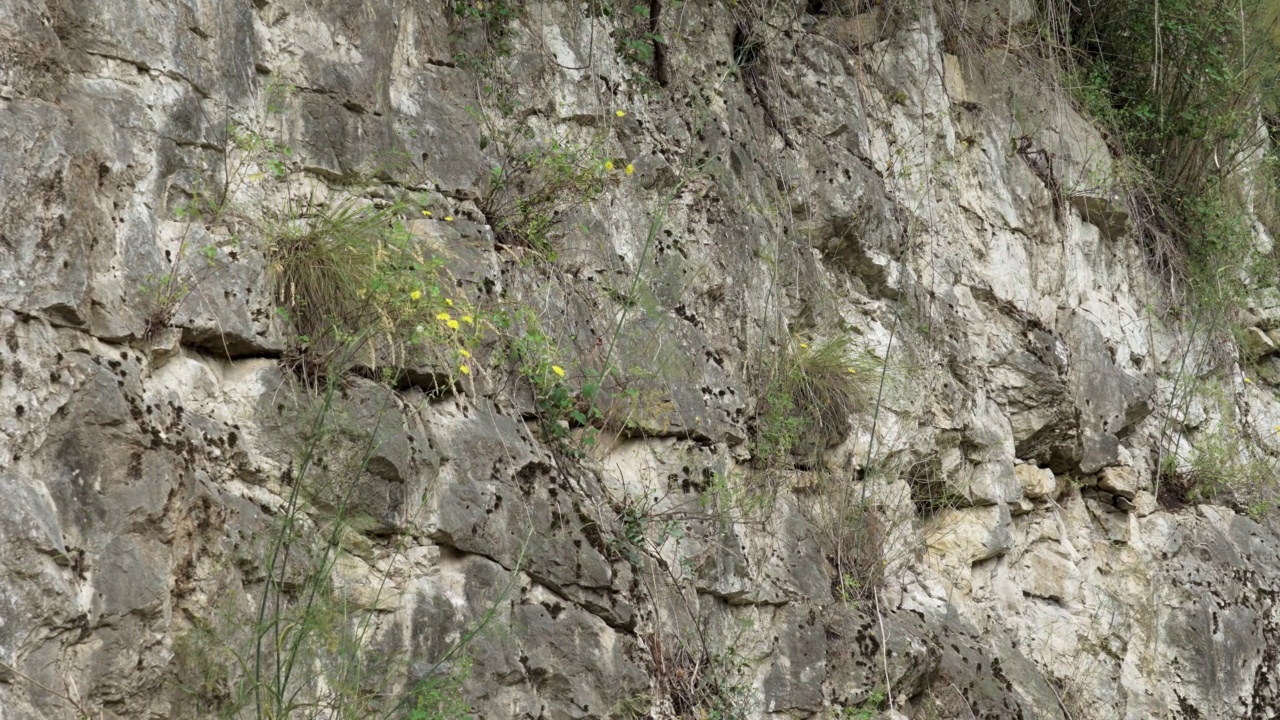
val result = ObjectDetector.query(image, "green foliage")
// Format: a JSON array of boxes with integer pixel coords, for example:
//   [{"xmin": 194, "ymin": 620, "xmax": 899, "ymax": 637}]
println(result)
[
  {"xmin": 480, "ymin": 134, "xmax": 615, "ymax": 258},
  {"xmin": 1165, "ymin": 420, "xmax": 1280, "ymax": 517},
  {"xmin": 1180, "ymin": 180, "xmax": 1268, "ymax": 313},
  {"xmin": 140, "ymin": 270, "xmax": 195, "ymax": 338},
  {"xmin": 140, "ymin": 123, "xmax": 270, "ymax": 339},
  {"xmin": 404, "ymin": 663, "xmax": 474, "ymax": 720},
  {"xmin": 450, "ymin": 0, "xmax": 522, "ymax": 65},
  {"xmin": 1064, "ymin": 0, "xmax": 1280, "ymax": 298},
  {"xmin": 1069, "ymin": 0, "xmax": 1277, "ymax": 190},
  {"xmin": 840, "ymin": 688, "xmax": 886, "ymax": 719},
  {"xmin": 264, "ymin": 194, "xmax": 406, "ymax": 340},
  {"xmin": 260, "ymin": 186, "xmax": 481, "ymax": 384},
  {"xmin": 506, "ymin": 317, "xmax": 607, "ymax": 450},
  {"xmin": 751, "ymin": 334, "xmax": 879, "ymax": 468},
  {"xmin": 614, "ymin": 2, "xmax": 664, "ymax": 65}
]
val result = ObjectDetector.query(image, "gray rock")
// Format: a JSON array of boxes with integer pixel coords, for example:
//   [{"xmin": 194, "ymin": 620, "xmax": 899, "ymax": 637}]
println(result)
[{"xmin": 1069, "ymin": 192, "xmax": 1131, "ymax": 241}]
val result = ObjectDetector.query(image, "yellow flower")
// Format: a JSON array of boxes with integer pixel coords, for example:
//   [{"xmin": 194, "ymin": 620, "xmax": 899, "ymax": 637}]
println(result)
[
  {"xmin": 436, "ymin": 312, "xmax": 452, "ymax": 321},
  {"xmin": 847, "ymin": 368, "xmax": 857, "ymax": 375},
  {"xmin": 459, "ymin": 364, "xmax": 470, "ymax": 375},
  {"xmin": 799, "ymin": 343, "xmax": 808, "ymax": 349},
  {"xmin": 625, "ymin": 163, "xmax": 634, "ymax": 176},
  {"xmin": 461, "ymin": 315, "xmax": 474, "ymax": 324},
  {"xmin": 459, "ymin": 348, "xmax": 472, "ymax": 359},
  {"xmin": 445, "ymin": 215, "xmax": 454, "ymax": 222},
  {"xmin": 1245, "ymin": 377, "xmax": 1253, "ymax": 384},
  {"xmin": 604, "ymin": 160, "xmax": 615, "ymax": 172},
  {"xmin": 410, "ymin": 290, "xmax": 422, "ymax": 301},
  {"xmin": 422, "ymin": 210, "xmax": 432, "ymax": 217},
  {"xmin": 615, "ymin": 110, "xmax": 626, "ymax": 118},
  {"xmin": 447, "ymin": 319, "xmax": 460, "ymax": 330},
  {"xmin": 551, "ymin": 365, "xmax": 566, "ymax": 377},
  {"xmin": 445, "ymin": 298, "xmax": 454, "ymax": 307}
]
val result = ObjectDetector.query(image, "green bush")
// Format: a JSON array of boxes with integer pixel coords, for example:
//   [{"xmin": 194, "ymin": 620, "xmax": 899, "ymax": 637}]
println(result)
[
  {"xmin": 1161, "ymin": 420, "xmax": 1280, "ymax": 517},
  {"xmin": 261, "ymin": 190, "xmax": 481, "ymax": 383},
  {"xmin": 264, "ymin": 194, "xmax": 405, "ymax": 344},
  {"xmin": 479, "ymin": 135, "xmax": 614, "ymax": 258},
  {"xmin": 1068, "ymin": 0, "xmax": 1278, "ymax": 191},
  {"xmin": 1064, "ymin": 0, "xmax": 1280, "ymax": 299}
]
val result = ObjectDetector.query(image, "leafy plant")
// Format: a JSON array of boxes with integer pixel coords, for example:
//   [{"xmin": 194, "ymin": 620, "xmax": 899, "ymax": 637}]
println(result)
[
  {"xmin": 841, "ymin": 688, "xmax": 886, "ymax": 719},
  {"xmin": 260, "ymin": 187, "xmax": 481, "ymax": 385},
  {"xmin": 1162, "ymin": 420, "xmax": 1280, "ymax": 517},
  {"xmin": 479, "ymin": 134, "xmax": 616, "ymax": 258}
]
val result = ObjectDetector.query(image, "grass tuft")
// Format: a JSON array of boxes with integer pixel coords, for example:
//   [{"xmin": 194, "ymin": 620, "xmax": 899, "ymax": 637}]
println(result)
[{"xmin": 752, "ymin": 334, "xmax": 880, "ymax": 468}]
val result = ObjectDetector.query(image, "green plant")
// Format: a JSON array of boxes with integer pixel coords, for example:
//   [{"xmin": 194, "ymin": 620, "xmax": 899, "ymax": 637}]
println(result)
[
  {"xmin": 1159, "ymin": 414, "xmax": 1280, "ymax": 517},
  {"xmin": 505, "ymin": 318, "xmax": 585, "ymax": 440},
  {"xmin": 479, "ymin": 134, "xmax": 616, "ymax": 257},
  {"xmin": 751, "ymin": 334, "xmax": 879, "ymax": 468},
  {"xmin": 453, "ymin": 0, "xmax": 520, "ymax": 30},
  {"xmin": 810, "ymin": 479, "xmax": 887, "ymax": 604},
  {"xmin": 1064, "ymin": 0, "xmax": 1280, "ymax": 296},
  {"xmin": 404, "ymin": 659, "xmax": 474, "ymax": 720},
  {"xmin": 260, "ymin": 186, "xmax": 481, "ymax": 385},
  {"xmin": 142, "ymin": 121, "xmax": 295, "ymax": 340},
  {"xmin": 841, "ymin": 688, "xmax": 886, "ymax": 719}
]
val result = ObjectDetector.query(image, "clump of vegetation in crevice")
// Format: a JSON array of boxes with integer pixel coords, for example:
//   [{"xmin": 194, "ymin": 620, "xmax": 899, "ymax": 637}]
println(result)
[
  {"xmin": 259, "ymin": 184, "xmax": 483, "ymax": 389},
  {"xmin": 814, "ymin": 488, "xmax": 887, "ymax": 604},
  {"xmin": 1158, "ymin": 419, "xmax": 1280, "ymax": 517},
  {"xmin": 449, "ymin": 0, "xmax": 523, "ymax": 69},
  {"xmin": 649, "ymin": 630, "xmax": 756, "ymax": 719},
  {"xmin": 903, "ymin": 454, "xmax": 963, "ymax": 518},
  {"xmin": 750, "ymin": 334, "xmax": 879, "ymax": 470},
  {"xmin": 588, "ymin": 0, "xmax": 670, "ymax": 86},
  {"xmin": 478, "ymin": 131, "xmax": 618, "ymax": 259}
]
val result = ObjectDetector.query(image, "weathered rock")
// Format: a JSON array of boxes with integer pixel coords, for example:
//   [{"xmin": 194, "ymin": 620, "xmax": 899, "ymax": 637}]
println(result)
[
  {"xmin": 926, "ymin": 505, "xmax": 1015, "ymax": 564},
  {"xmin": 1019, "ymin": 543, "xmax": 1078, "ymax": 602},
  {"xmin": 1241, "ymin": 326, "xmax": 1278, "ymax": 358},
  {"xmin": 1069, "ymin": 192, "xmax": 1131, "ymax": 241},
  {"xmin": 1099, "ymin": 464, "xmax": 1140, "ymax": 499},
  {"xmin": 4, "ymin": 1, "xmax": 1280, "ymax": 718},
  {"xmin": 1014, "ymin": 463, "xmax": 1056, "ymax": 499}
]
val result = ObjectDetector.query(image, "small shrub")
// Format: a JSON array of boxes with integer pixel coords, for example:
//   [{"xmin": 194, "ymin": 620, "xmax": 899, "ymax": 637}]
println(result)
[
  {"xmin": 479, "ymin": 134, "xmax": 615, "ymax": 257},
  {"xmin": 1180, "ymin": 180, "xmax": 1266, "ymax": 315},
  {"xmin": 822, "ymin": 498, "xmax": 885, "ymax": 604},
  {"xmin": 404, "ymin": 660, "xmax": 474, "ymax": 720},
  {"xmin": 651, "ymin": 634, "xmax": 755, "ymax": 720},
  {"xmin": 450, "ymin": 0, "xmax": 522, "ymax": 66},
  {"xmin": 504, "ymin": 316, "xmax": 608, "ymax": 450},
  {"xmin": 1161, "ymin": 421, "xmax": 1280, "ymax": 516},
  {"xmin": 1063, "ymin": 0, "xmax": 1280, "ymax": 296},
  {"xmin": 262, "ymin": 189, "xmax": 480, "ymax": 384},
  {"xmin": 265, "ymin": 194, "xmax": 400, "ymax": 342}
]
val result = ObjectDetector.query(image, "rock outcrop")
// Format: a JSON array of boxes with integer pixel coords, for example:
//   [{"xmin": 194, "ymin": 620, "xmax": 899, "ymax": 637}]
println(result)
[{"xmin": 3, "ymin": 1, "xmax": 1280, "ymax": 719}]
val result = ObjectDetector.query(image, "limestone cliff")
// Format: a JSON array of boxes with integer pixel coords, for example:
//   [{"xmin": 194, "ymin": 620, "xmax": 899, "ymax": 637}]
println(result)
[{"xmin": 3, "ymin": 1, "xmax": 1280, "ymax": 718}]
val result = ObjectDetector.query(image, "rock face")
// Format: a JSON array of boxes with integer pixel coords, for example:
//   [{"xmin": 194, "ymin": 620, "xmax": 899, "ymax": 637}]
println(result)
[{"xmin": 3, "ymin": 1, "xmax": 1280, "ymax": 719}]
